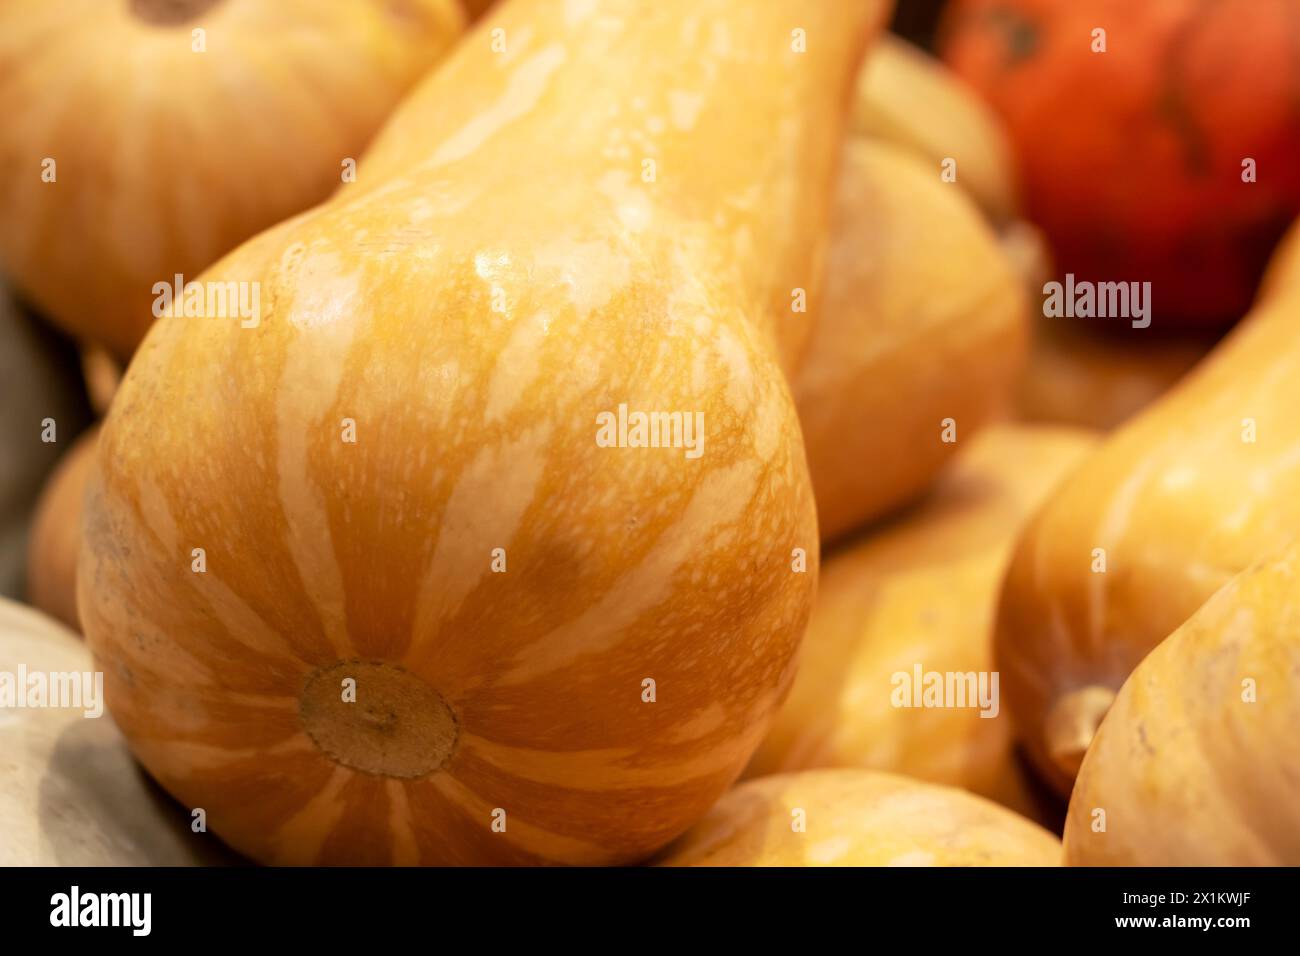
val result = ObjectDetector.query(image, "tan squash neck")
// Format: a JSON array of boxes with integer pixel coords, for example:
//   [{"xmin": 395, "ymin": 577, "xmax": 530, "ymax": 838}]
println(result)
[
  {"xmin": 1044, "ymin": 685, "xmax": 1117, "ymax": 780},
  {"xmin": 129, "ymin": 0, "xmax": 224, "ymax": 27},
  {"xmin": 300, "ymin": 661, "xmax": 459, "ymax": 779}
]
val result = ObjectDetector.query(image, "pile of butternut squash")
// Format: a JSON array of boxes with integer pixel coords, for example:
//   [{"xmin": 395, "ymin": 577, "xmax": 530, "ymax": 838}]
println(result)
[{"xmin": 1, "ymin": 0, "xmax": 1297, "ymax": 868}]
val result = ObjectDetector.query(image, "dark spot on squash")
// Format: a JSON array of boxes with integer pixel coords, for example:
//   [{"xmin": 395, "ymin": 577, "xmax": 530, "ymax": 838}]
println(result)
[
  {"xmin": 129, "ymin": 0, "xmax": 224, "ymax": 27},
  {"xmin": 1156, "ymin": 83, "xmax": 1212, "ymax": 178},
  {"xmin": 986, "ymin": 7, "xmax": 1041, "ymax": 67}
]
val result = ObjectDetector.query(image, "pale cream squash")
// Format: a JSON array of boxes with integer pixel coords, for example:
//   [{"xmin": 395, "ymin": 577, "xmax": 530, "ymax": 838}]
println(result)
[
  {"xmin": 0, "ymin": 0, "xmax": 464, "ymax": 359},
  {"xmin": 79, "ymin": 0, "xmax": 888, "ymax": 866},
  {"xmin": 1065, "ymin": 544, "xmax": 1300, "ymax": 865},
  {"xmin": 794, "ymin": 139, "xmax": 1027, "ymax": 540},
  {"xmin": 658, "ymin": 769, "xmax": 1062, "ymax": 866},
  {"xmin": 852, "ymin": 32, "xmax": 1019, "ymax": 225}
]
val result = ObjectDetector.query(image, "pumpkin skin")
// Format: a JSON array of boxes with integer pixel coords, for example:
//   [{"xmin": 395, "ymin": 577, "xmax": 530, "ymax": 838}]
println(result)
[
  {"xmin": 658, "ymin": 769, "xmax": 1062, "ymax": 866},
  {"xmin": 943, "ymin": 0, "xmax": 1300, "ymax": 329},
  {"xmin": 0, "ymin": 598, "xmax": 235, "ymax": 865},
  {"xmin": 996, "ymin": 277, "xmax": 1300, "ymax": 797},
  {"xmin": 747, "ymin": 425, "xmax": 1095, "ymax": 826},
  {"xmin": 28, "ymin": 427, "xmax": 98, "ymax": 631},
  {"xmin": 78, "ymin": 0, "xmax": 888, "ymax": 866},
  {"xmin": 794, "ymin": 139, "xmax": 1027, "ymax": 541},
  {"xmin": 853, "ymin": 32, "xmax": 1019, "ymax": 225},
  {"xmin": 1065, "ymin": 545, "xmax": 1300, "ymax": 865},
  {"xmin": 0, "ymin": 283, "xmax": 94, "ymax": 600},
  {"xmin": 0, "ymin": 0, "xmax": 464, "ymax": 360}
]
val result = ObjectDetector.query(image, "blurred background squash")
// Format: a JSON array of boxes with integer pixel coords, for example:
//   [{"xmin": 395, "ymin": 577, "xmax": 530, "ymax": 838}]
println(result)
[
  {"xmin": 1065, "ymin": 544, "xmax": 1300, "ymax": 865},
  {"xmin": 658, "ymin": 769, "xmax": 1062, "ymax": 866},
  {"xmin": 27, "ymin": 426, "xmax": 97, "ymax": 631},
  {"xmin": 853, "ymin": 32, "xmax": 1019, "ymax": 226},
  {"xmin": 0, "ymin": 0, "xmax": 464, "ymax": 359},
  {"xmin": 748, "ymin": 424, "xmax": 1095, "ymax": 828},
  {"xmin": 795, "ymin": 139, "xmax": 1027, "ymax": 541}
]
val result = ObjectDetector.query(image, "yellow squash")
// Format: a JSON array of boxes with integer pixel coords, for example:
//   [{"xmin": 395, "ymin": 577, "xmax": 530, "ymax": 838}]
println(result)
[
  {"xmin": 997, "ymin": 270, "xmax": 1300, "ymax": 796},
  {"xmin": 852, "ymin": 32, "xmax": 1019, "ymax": 225},
  {"xmin": 658, "ymin": 769, "xmax": 1062, "ymax": 866},
  {"xmin": 1260, "ymin": 216, "xmax": 1300, "ymax": 302},
  {"xmin": 1065, "ymin": 544, "xmax": 1300, "ymax": 865},
  {"xmin": 0, "ymin": 598, "xmax": 233, "ymax": 865},
  {"xmin": 794, "ymin": 139, "xmax": 1027, "ymax": 540},
  {"xmin": 79, "ymin": 0, "xmax": 887, "ymax": 866},
  {"xmin": 28, "ymin": 427, "xmax": 98, "ymax": 631},
  {"xmin": 748, "ymin": 424, "xmax": 1096, "ymax": 825},
  {"xmin": 0, "ymin": 0, "xmax": 463, "ymax": 359}
]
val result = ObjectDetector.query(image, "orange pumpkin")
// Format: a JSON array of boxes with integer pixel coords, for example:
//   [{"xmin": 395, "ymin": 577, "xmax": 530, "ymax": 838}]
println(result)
[
  {"xmin": 78, "ymin": 0, "xmax": 887, "ymax": 866},
  {"xmin": 28, "ymin": 427, "xmax": 98, "ymax": 631},
  {"xmin": 658, "ymin": 769, "xmax": 1062, "ymax": 866},
  {"xmin": 943, "ymin": 0, "xmax": 1300, "ymax": 328},
  {"xmin": 0, "ymin": 0, "xmax": 463, "ymax": 359}
]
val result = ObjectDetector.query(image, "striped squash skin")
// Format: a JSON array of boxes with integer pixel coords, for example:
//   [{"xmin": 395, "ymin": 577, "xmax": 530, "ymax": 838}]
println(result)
[
  {"xmin": 0, "ymin": 0, "xmax": 464, "ymax": 360},
  {"xmin": 996, "ymin": 275, "xmax": 1300, "ymax": 797},
  {"xmin": 658, "ymin": 769, "xmax": 1062, "ymax": 866},
  {"xmin": 77, "ymin": 0, "xmax": 887, "ymax": 866}
]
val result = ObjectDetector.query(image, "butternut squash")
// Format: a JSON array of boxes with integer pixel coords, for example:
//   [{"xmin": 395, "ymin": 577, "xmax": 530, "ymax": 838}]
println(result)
[
  {"xmin": 1065, "ymin": 544, "xmax": 1300, "ymax": 865},
  {"xmin": 748, "ymin": 424, "xmax": 1095, "ymax": 826},
  {"xmin": 996, "ymin": 270, "xmax": 1300, "ymax": 795},
  {"xmin": 658, "ymin": 769, "xmax": 1062, "ymax": 866},
  {"xmin": 0, "ymin": 598, "xmax": 234, "ymax": 865},
  {"xmin": 28, "ymin": 428, "xmax": 98, "ymax": 631},
  {"xmin": 794, "ymin": 139, "xmax": 1028, "ymax": 540},
  {"xmin": 853, "ymin": 32, "xmax": 1019, "ymax": 225},
  {"xmin": 0, "ymin": 0, "xmax": 463, "ymax": 359},
  {"xmin": 78, "ymin": 0, "xmax": 888, "ymax": 866}
]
